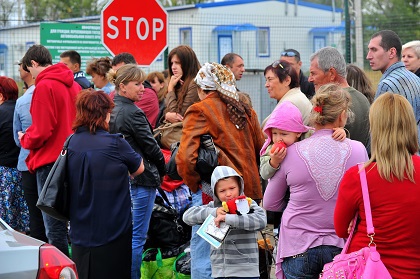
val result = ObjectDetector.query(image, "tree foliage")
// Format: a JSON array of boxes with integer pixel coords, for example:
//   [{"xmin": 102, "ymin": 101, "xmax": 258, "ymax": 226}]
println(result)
[
  {"xmin": 306, "ymin": 0, "xmax": 419, "ymax": 43},
  {"xmin": 24, "ymin": 0, "xmax": 105, "ymax": 22},
  {"xmin": 0, "ymin": 0, "xmax": 15, "ymax": 27},
  {"xmin": 362, "ymin": 0, "xmax": 420, "ymax": 43}
]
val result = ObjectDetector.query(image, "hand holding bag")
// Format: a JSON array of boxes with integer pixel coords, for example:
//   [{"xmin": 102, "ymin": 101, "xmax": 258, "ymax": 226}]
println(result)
[
  {"xmin": 320, "ymin": 163, "xmax": 392, "ymax": 279},
  {"xmin": 36, "ymin": 134, "xmax": 74, "ymax": 221}
]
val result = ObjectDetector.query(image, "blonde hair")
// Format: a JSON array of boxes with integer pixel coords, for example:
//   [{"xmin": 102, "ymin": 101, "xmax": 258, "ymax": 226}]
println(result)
[
  {"xmin": 310, "ymin": 83, "xmax": 354, "ymax": 126},
  {"xmin": 367, "ymin": 92, "xmax": 418, "ymax": 182},
  {"xmin": 402, "ymin": 40, "xmax": 420, "ymax": 58},
  {"xmin": 147, "ymin": 71, "xmax": 167, "ymax": 102},
  {"xmin": 107, "ymin": 64, "xmax": 145, "ymax": 92}
]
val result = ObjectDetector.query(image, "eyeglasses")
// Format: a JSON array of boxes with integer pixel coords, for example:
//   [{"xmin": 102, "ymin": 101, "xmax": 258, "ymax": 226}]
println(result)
[
  {"xmin": 281, "ymin": 51, "xmax": 299, "ymax": 58},
  {"xmin": 272, "ymin": 60, "xmax": 284, "ymax": 69}
]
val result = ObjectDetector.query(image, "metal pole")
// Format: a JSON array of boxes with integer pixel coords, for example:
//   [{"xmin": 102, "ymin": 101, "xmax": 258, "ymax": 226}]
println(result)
[
  {"xmin": 354, "ymin": 0, "xmax": 364, "ymax": 67},
  {"xmin": 163, "ymin": 47, "xmax": 169, "ymax": 70},
  {"xmin": 344, "ymin": 0, "xmax": 351, "ymax": 63}
]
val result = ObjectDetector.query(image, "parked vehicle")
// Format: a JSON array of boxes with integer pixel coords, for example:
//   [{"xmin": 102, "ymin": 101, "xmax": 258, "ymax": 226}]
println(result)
[{"xmin": 0, "ymin": 218, "xmax": 78, "ymax": 279}]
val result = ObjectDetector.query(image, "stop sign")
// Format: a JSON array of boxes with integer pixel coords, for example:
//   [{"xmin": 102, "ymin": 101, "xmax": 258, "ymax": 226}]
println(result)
[{"xmin": 101, "ymin": 0, "xmax": 168, "ymax": 67}]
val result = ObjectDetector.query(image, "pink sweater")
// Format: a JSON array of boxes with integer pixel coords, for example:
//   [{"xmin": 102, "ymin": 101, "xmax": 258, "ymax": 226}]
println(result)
[{"xmin": 263, "ymin": 129, "xmax": 368, "ymax": 278}]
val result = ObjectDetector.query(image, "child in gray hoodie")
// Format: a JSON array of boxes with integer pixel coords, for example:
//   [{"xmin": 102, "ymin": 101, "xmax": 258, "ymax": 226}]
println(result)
[{"xmin": 183, "ymin": 166, "xmax": 267, "ymax": 279}]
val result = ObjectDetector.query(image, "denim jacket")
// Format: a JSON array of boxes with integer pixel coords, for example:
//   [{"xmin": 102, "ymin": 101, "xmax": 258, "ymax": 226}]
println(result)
[{"xmin": 13, "ymin": 85, "xmax": 35, "ymax": 171}]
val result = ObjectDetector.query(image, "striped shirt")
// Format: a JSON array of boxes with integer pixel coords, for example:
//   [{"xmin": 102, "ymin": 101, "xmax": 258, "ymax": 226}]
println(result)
[
  {"xmin": 376, "ymin": 62, "xmax": 420, "ymax": 123},
  {"xmin": 376, "ymin": 62, "xmax": 420, "ymax": 147}
]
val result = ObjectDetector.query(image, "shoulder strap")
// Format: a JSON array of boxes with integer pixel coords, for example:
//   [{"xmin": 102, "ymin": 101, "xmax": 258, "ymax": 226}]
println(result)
[
  {"xmin": 63, "ymin": 133, "xmax": 74, "ymax": 149},
  {"xmin": 341, "ymin": 163, "xmax": 374, "ymax": 254},
  {"xmin": 157, "ymin": 186, "xmax": 173, "ymax": 207},
  {"xmin": 341, "ymin": 213, "xmax": 358, "ymax": 254},
  {"xmin": 358, "ymin": 163, "xmax": 375, "ymax": 235}
]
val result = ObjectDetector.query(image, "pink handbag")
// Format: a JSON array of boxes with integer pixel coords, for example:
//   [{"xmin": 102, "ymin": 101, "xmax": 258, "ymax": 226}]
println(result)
[{"xmin": 320, "ymin": 164, "xmax": 392, "ymax": 279}]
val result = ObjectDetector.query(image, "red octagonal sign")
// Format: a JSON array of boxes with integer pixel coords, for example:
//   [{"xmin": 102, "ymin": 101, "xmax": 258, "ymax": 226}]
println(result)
[{"xmin": 101, "ymin": 0, "xmax": 168, "ymax": 67}]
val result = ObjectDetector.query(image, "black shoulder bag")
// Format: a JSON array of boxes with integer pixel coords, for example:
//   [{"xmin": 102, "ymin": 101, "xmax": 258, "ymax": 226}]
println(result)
[
  {"xmin": 36, "ymin": 134, "xmax": 74, "ymax": 221},
  {"xmin": 145, "ymin": 187, "xmax": 191, "ymax": 250}
]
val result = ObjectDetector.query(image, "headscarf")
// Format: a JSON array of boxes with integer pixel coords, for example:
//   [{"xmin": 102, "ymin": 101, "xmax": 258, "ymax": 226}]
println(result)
[{"xmin": 194, "ymin": 62, "xmax": 250, "ymax": 129}]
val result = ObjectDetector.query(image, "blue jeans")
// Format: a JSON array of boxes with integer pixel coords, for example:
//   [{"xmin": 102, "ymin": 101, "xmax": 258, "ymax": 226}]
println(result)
[
  {"xmin": 131, "ymin": 185, "xmax": 156, "ymax": 279},
  {"xmin": 36, "ymin": 164, "xmax": 69, "ymax": 256},
  {"xmin": 282, "ymin": 245, "xmax": 342, "ymax": 279},
  {"xmin": 191, "ymin": 189, "xmax": 213, "ymax": 279}
]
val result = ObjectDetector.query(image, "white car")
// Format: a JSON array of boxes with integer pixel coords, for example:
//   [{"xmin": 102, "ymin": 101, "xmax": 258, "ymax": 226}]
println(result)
[{"xmin": 0, "ymin": 218, "xmax": 78, "ymax": 279}]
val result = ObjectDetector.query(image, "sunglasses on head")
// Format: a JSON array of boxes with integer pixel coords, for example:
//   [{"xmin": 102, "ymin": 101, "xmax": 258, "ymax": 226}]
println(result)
[
  {"xmin": 281, "ymin": 51, "xmax": 299, "ymax": 58},
  {"xmin": 272, "ymin": 60, "xmax": 284, "ymax": 69}
]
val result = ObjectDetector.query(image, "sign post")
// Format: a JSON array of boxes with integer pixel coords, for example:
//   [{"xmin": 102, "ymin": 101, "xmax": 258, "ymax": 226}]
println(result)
[{"xmin": 101, "ymin": 0, "xmax": 168, "ymax": 67}]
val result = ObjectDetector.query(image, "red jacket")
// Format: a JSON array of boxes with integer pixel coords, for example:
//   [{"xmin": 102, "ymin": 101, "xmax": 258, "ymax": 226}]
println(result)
[{"xmin": 20, "ymin": 63, "xmax": 80, "ymax": 172}]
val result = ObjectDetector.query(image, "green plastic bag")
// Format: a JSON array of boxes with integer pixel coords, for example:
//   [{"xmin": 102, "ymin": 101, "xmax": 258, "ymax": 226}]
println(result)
[
  {"xmin": 173, "ymin": 252, "xmax": 191, "ymax": 279},
  {"xmin": 141, "ymin": 248, "xmax": 176, "ymax": 279}
]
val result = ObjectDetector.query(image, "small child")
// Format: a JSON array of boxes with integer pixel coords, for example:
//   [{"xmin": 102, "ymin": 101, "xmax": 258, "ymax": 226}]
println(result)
[
  {"xmin": 260, "ymin": 101, "xmax": 345, "ymax": 180},
  {"xmin": 183, "ymin": 166, "xmax": 267, "ymax": 279}
]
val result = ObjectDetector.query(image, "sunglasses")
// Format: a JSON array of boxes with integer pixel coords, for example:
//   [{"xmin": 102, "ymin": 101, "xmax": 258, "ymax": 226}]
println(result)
[
  {"xmin": 281, "ymin": 51, "xmax": 299, "ymax": 58},
  {"xmin": 272, "ymin": 60, "xmax": 284, "ymax": 69}
]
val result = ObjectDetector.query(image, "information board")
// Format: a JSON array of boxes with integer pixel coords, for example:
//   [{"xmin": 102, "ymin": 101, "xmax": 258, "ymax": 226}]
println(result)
[{"xmin": 40, "ymin": 22, "xmax": 112, "ymax": 71}]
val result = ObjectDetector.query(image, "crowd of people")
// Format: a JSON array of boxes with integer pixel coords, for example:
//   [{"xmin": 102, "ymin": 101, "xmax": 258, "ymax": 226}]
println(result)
[{"xmin": 0, "ymin": 29, "xmax": 420, "ymax": 279}]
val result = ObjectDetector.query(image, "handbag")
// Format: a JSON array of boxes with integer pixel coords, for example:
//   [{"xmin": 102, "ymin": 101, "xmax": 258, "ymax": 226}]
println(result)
[
  {"xmin": 154, "ymin": 121, "xmax": 183, "ymax": 150},
  {"xmin": 166, "ymin": 142, "xmax": 183, "ymax": 181},
  {"xmin": 166, "ymin": 135, "xmax": 218, "ymax": 182},
  {"xmin": 145, "ymin": 187, "xmax": 191, "ymax": 250},
  {"xmin": 36, "ymin": 134, "xmax": 74, "ymax": 221},
  {"xmin": 320, "ymin": 163, "xmax": 392, "ymax": 279},
  {"xmin": 196, "ymin": 134, "xmax": 218, "ymax": 183}
]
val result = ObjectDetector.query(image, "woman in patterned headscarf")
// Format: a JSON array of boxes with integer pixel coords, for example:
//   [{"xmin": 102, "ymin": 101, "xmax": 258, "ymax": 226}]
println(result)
[
  {"xmin": 176, "ymin": 62, "xmax": 264, "ymax": 198},
  {"xmin": 263, "ymin": 83, "xmax": 368, "ymax": 279},
  {"xmin": 175, "ymin": 62, "xmax": 265, "ymax": 279}
]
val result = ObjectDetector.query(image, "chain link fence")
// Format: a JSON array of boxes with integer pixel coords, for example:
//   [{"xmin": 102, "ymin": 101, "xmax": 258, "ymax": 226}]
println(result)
[{"xmin": 0, "ymin": 2, "xmax": 417, "ymax": 121}]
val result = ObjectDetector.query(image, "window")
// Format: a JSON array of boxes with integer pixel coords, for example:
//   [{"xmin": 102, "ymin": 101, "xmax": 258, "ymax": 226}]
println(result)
[
  {"xmin": 218, "ymin": 35, "xmax": 232, "ymax": 63},
  {"xmin": 313, "ymin": 36, "xmax": 326, "ymax": 52},
  {"xmin": 257, "ymin": 27, "xmax": 270, "ymax": 57},
  {"xmin": 179, "ymin": 28, "xmax": 192, "ymax": 46}
]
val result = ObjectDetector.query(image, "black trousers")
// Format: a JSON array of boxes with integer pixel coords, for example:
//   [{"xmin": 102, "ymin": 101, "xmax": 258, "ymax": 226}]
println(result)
[{"xmin": 21, "ymin": 171, "xmax": 47, "ymax": 242}]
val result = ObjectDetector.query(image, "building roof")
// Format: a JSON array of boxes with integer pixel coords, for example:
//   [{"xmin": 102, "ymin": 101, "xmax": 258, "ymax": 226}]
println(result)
[
  {"xmin": 168, "ymin": 0, "xmax": 343, "ymax": 13},
  {"xmin": 213, "ymin": 23, "xmax": 258, "ymax": 32}
]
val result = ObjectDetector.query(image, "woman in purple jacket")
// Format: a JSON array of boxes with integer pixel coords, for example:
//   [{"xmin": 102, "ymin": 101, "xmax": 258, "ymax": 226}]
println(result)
[{"xmin": 263, "ymin": 83, "xmax": 369, "ymax": 279}]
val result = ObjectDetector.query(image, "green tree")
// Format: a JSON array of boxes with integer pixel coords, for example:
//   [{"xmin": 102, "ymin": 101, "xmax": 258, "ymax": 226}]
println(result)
[
  {"xmin": 0, "ymin": 0, "xmax": 15, "ymax": 27},
  {"xmin": 24, "ymin": 0, "xmax": 105, "ymax": 22},
  {"xmin": 362, "ymin": 0, "xmax": 420, "ymax": 43}
]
